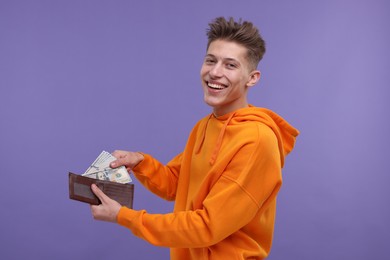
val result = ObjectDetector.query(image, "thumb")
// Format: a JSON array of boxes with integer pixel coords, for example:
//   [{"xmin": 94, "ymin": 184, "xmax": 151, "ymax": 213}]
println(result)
[
  {"xmin": 110, "ymin": 158, "xmax": 126, "ymax": 168},
  {"xmin": 91, "ymin": 184, "xmax": 109, "ymax": 204}
]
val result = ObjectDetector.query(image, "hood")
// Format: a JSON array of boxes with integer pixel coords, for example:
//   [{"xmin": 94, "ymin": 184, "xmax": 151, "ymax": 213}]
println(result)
[{"xmin": 195, "ymin": 105, "xmax": 300, "ymax": 167}]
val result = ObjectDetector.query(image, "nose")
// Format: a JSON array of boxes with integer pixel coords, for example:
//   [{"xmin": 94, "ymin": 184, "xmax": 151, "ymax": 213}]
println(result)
[{"xmin": 209, "ymin": 62, "xmax": 223, "ymax": 78}]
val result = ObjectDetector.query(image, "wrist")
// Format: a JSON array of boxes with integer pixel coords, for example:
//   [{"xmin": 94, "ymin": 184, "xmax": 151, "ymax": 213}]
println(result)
[{"xmin": 133, "ymin": 152, "xmax": 144, "ymax": 168}]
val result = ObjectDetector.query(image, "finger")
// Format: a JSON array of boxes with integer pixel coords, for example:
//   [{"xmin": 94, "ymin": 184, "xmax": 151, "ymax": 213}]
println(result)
[
  {"xmin": 90, "ymin": 204, "xmax": 98, "ymax": 216},
  {"xmin": 110, "ymin": 157, "xmax": 128, "ymax": 168},
  {"xmin": 111, "ymin": 150, "xmax": 125, "ymax": 159},
  {"xmin": 110, "ymin": 151, "xmax": 120, "ymax": 168},
  {"xmin": 110, "ymin": 159, "xmax": 120, "ymax": 168},
  {"xmin": 91, "ymin": 184, "xmax": 109, "ymax": 204},
  {"xmin": 90, "ymin": 205, "xmax": 103, "ymax": 221},
  {"xmin": 90, "ymin": 204, "xmax": 101, "ymax": 220}
]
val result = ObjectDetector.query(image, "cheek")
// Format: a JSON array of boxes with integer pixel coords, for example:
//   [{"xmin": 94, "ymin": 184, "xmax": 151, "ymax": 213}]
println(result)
[
  {"xmin": 236, "ymin": 74, "xmax": 249, "ymax": 86},
  {"xmin": 200, "ymin": 66, "xmax": 207, "ymax": 78}
]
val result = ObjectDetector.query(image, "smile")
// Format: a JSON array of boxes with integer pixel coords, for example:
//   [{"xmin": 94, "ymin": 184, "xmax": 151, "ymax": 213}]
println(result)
[{"xmin": 208, "ymin": 82, "xmax": 226, "ymax": 90}]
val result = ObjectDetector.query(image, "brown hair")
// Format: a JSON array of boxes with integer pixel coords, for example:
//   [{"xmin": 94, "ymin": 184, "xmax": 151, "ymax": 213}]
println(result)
[{"xmin": 206, "ymin": 17, "xmax": 266, "ymax": 69}]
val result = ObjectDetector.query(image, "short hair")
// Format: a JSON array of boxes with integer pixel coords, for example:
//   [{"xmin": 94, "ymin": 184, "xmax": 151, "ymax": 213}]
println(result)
[{"xmin": 206, "ymin": 17, "xmax": 266, "ymax": 69}]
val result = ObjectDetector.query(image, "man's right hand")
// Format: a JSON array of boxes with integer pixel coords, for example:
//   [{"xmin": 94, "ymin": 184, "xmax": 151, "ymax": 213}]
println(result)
[{"xmin": 110, "ymin": 150, "xmax": 144, "ymax": 172}]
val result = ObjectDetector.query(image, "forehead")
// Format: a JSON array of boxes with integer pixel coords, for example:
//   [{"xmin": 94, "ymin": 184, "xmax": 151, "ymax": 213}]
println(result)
[
  {"xmin": 206, "ymin": 40, "xmax": 249, "ymax": 62},
  {"xmin": 207, "ymin": 40, "xmax": 247, "ymax": 57}
]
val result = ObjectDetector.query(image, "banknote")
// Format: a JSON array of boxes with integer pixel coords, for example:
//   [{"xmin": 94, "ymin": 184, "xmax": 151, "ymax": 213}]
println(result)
[{"xmin": 82, "ymin": 151, "xmax": 132, "ymax": 184}]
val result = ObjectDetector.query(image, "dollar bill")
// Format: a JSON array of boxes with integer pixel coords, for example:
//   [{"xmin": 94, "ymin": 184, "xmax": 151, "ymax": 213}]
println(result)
[{"xmin": 82, "ymin": 151, "xmax": 132, "ymax": 184}]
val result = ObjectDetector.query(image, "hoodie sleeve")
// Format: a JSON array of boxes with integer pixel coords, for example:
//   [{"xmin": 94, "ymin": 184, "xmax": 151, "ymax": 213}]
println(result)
[
  {"xmin": 132, "ymin": 153, "xmax": 182, "ymax": 201},
  {"xmin": 117, "ymin": 124, "xmax": 282, "ymax": 248}
]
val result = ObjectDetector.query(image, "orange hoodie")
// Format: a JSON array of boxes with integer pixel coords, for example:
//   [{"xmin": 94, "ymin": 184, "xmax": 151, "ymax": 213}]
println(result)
[{"xmin": 117, "ymin": 106, "xmax": 299, "ymax": 259}]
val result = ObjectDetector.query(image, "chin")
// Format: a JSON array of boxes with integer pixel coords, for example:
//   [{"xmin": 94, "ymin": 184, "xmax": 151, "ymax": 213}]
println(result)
[{"xmin": 204, "ymin": 99, "xmax": 222, "ymax": 110}]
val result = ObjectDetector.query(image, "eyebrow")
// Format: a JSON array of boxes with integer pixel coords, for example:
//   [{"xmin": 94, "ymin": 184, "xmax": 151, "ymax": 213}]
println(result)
[{"xmin": 204, "ymin": 54, "xmax": 241, "ymax": 64}]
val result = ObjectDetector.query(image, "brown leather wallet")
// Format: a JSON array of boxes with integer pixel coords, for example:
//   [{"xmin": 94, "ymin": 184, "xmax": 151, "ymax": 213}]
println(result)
[{"xmin": 68, "ymin": 172, "xmax": 134, "ymax": 208}]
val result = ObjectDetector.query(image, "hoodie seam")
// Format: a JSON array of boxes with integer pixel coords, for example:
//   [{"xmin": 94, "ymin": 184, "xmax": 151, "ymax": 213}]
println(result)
[{"xmin": 220, "ymin": 174, "xmax": 261, "ymax": 209}]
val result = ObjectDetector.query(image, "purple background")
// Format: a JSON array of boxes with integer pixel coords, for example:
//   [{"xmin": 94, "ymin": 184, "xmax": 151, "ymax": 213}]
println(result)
[{"xmin": 1, "ymin": 0, "xmax": 389, "ymax": 259}]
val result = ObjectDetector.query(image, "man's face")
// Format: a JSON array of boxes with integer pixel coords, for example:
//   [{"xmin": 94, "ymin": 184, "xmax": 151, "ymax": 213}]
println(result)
[{"xmin": 200, "ymin": 39, "xmax": 259, "ymax": 117}]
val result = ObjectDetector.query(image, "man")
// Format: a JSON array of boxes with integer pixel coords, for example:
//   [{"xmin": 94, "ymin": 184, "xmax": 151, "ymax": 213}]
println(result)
[{"xmin": 90, "ymin": 17, "xmax": 299, "ymax": 259}]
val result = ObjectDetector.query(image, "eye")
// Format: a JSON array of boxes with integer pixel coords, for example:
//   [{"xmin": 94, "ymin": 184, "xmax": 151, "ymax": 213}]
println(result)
[
  {"xmin": 204, "ymin": 58, "xmax": 216, "ymax": 65},
  {"xmin": 226, "ymin": 63, "xmax": 237, "ymax": 69}
]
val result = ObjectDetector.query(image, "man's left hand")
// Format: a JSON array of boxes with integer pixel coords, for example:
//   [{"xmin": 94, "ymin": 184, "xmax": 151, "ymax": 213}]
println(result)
[{"xmin": 90, "ymin": 184, "xmax": 121, "ymax": 223}]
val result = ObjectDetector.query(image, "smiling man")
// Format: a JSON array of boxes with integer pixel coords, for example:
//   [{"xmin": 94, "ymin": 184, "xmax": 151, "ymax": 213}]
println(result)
[
  {"xmin": 201, "ymin": 39, "xmax": 260, "ymax": 117},
  {"xmin": 90, "ymin": 17, "xmax": 299, "ymax": 259}
]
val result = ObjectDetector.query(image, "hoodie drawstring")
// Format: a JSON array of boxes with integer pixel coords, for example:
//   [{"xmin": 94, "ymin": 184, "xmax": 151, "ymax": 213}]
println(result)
[{"xmin": 195, "ymin": 113, "xmax": 235, "ymax": 165}]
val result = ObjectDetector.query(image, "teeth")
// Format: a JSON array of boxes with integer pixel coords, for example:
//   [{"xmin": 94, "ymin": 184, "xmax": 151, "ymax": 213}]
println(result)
[{"xmin": 208, "ymin": 83, "xmax": 225, "ymax": 89}]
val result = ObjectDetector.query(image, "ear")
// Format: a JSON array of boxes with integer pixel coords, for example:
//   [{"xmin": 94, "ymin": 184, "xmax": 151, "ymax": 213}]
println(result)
[{"xmin": 246, "ymin": 70, "xmax": 261, "ymax": 87}]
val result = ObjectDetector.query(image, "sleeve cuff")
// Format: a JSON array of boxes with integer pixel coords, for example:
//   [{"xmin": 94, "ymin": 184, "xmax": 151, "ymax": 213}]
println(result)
[
  {"xmin": 132, "ymin": 152, "xmax": 152, "ymax": 173},
  {"xmin": 117, "ymin": 206, "xmax": 139, "ymax": 227}
]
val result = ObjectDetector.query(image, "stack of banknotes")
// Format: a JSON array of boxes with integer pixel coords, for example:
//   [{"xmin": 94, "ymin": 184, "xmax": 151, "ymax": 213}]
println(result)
[{"xmin": 82, "ymin": 151, "xmax": 132, "ymax": 184}]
